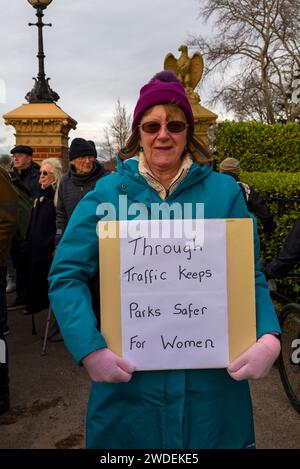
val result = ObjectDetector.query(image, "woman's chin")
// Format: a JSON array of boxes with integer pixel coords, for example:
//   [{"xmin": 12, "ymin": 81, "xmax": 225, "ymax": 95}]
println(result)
[{"xmin": 152, "ymin": 158, "xmax": 180, "ymax": 172}]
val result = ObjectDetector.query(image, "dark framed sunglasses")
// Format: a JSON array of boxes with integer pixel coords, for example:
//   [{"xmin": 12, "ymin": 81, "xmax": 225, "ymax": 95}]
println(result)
[
  {"xmin": 39, "ymin": 170, "xmax": 53, "ymax": 176},
  {"xmin": 138, "ymin": 121, "xmax": 188, "ymax": 134}
]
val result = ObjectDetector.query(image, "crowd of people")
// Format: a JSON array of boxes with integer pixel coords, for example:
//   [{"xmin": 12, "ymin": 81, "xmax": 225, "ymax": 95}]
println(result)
[
  {"xmin": 0, "ymin": 70, "xmax": 299, "ymax": 448},
  {"xmin": 0, "ymin": 140, "xmax": 109, "ymax": 415}
]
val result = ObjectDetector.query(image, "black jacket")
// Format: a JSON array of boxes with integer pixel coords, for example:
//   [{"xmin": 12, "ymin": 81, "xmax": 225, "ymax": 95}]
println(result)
[
  {"xmin": 27, "ymin": 186, "xmax": 56, "ymax": 313},
  {"xmin": 55, "ymin": 161, "xmax": 109, "ymax": 324},
  {"xmin": 223, "ymin": 172, "xmax": 276, "ymax": 233},
  {"xmin": 263, "ymin": 217, "xmax": 300, "ymax": 279},
  {"xmin": 56, "ymin": 160, "xmax": 109, "ymax": 245},
  {"xmin": 11, "ymin": 161, "xmax": 40, "ymax": 199}
]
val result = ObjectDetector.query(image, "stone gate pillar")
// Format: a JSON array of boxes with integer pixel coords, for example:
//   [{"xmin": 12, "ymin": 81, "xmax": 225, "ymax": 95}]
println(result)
[{"xmin": 3, "ymin": 102, "xmax": 77, "ymax": 169}]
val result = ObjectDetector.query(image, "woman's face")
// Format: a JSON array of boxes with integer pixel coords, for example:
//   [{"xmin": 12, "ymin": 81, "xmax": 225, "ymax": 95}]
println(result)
[
  {"xmin": 139, "ymin": 105, "xmax": 187, "ymax": 174},
  {"xmin": 72, "ymin": 156, "xmax": 95, "ymax": 174},
  {"xmin": 39, "ymin": 163, "xmax": 55, "ymax": 189}
]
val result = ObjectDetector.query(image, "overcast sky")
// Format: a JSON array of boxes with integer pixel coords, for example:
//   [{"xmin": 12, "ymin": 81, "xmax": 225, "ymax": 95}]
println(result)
[{"xmin": 0, "ymin": 0, "xmax": 216, "ymax": 155}]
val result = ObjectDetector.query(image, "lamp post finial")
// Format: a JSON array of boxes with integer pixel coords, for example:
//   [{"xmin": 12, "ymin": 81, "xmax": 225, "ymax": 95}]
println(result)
[{"xmin": 25, "ymin": 0, "xmax": 59, "ymax": 103}]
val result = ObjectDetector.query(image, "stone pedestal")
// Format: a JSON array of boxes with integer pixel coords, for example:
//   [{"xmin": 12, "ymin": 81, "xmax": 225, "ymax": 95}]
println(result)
[
  {"xmin": 3, "ymin": 103, "xmax": 77, "ymax": 169},
  {"xmin": 190, "ymin": 97, "xmax": 218, "ymax": 146}
]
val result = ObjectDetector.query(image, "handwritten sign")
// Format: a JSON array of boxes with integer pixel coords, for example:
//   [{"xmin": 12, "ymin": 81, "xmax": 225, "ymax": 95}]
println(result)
[
  {"xmin": 118, "ymin": 219, "xmax": 229, "ymax": 370},
  {"xmin": 100, "ymin": 218, "xmax": 256, "ymax": 368}
]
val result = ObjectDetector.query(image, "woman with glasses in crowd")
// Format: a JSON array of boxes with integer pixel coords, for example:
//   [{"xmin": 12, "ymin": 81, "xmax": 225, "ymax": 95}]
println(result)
[
  {"xmin": 49, "ymin": 71, "xmax": 281, "ymax": 449},
  {"xmin": 26, "ymin": 158, "xmax": 62, "ymax": 317}
]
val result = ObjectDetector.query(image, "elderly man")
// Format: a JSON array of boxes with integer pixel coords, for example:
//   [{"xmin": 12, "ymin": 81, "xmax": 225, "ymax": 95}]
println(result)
[
  {"xmin": 0, "ymin": 166, "xmax": 18, "ymax": 414},
  {"xmin": 8, "ymin": 145, "xmax": 39, "ymax": 311},
  {"xmin": 49, "ymin": 138, "xmax": 109, "ymax": 341},
  {"xmin": 10, "ymin": 145, "xmax": 40, "ymax": 199}
]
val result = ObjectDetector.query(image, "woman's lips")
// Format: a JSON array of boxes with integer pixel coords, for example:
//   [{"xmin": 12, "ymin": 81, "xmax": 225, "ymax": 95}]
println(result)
[{"xmin": 154, "ymin": 146, "xmax": 172, "ymax": 151}]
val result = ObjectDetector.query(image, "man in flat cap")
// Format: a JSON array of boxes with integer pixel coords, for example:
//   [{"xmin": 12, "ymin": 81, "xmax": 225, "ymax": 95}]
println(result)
[
  {"xmin": 8, "ymin": 145, "xmax": 39, "ymax": 311},
  {"xmin": 10, "ymin": 145, "xmax": 40, "ymax": 199}
]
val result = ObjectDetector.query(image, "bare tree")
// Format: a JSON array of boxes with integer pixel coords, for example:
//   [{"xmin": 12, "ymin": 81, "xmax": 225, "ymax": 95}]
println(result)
[
  {"xmin": 99, "ymin": 99, "xmax": 131, "ymax": 160},
  {"xmin": 99, "ymin": 128, "xmax": 115, "ymax": 161},
  {"xmin": 188, "ymin": 0, "xmax": 300, "ymax": 123}
]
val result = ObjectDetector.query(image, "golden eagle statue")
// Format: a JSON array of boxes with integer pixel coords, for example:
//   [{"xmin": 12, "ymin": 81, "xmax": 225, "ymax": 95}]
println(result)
[{"xmin": 164, "ymin": 45, "xmax": 204, "ymax": 95}]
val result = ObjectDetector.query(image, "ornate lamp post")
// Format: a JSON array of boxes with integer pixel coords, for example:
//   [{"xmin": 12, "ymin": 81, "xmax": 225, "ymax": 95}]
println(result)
[
  {"xmin": 25, "ymin": 0, "xmax": 60, "ymax": 103},
  {"xmin": 4, "ymin": 0, "xmax": 76, "ymax": 169}
]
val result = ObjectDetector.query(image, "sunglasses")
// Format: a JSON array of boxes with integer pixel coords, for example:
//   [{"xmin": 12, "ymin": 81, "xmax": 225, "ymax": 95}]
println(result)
[
  {"xmin": 138, "ymin": 121, "xmax": 188, "ymax": 134},
  {"xmin": 39, "ymin": 170, "xmax": 53, "ymax": 176}
]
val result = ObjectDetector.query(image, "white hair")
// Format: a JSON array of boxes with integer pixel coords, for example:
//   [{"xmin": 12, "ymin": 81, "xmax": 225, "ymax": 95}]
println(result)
[{"xmin": 40, "ymin": 158, "xmax": 63, "ymax": 206}]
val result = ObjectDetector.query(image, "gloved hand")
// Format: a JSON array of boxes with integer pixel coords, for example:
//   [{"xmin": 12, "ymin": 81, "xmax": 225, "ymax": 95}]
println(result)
[
  {"xmin": 82, "ymin": 348, "xmax": 136, "ymax": 383},
  {"xmin": 227, "ymin": 334, "xmax": 281, "ymax": 381}
]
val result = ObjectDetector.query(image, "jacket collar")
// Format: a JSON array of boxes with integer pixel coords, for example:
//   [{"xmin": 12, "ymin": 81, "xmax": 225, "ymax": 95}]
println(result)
[
  {"xmin": 68, "ymin": 160, "xmax": 108, "ymax": 186},
  {"xmin": 116, "ymin": 156, "xmax": 212, "ymax": 206},
  {"xmin": 39, "ymin": 185, "xmax": 54, "ymax": 198},
  {"xmin": 138, "ymin": 151, "xmax": 193, "ymax": 200},
  {"xmin": 14, "ymin": 161, "xmax": 39, "ymax": 178}
]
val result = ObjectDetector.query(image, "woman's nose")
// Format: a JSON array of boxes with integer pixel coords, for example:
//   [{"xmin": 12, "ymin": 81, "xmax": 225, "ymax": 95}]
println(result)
[{"xmin": 157, "ymin": 124, "xmax": 169, "ymax": 139}]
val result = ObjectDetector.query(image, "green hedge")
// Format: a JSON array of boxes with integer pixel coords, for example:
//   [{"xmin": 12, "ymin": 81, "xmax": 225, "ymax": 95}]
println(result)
[
  {"xmin": 215, "ymin": 121, "xmax": 300, "ymax": 172},
  {"xmin": 241, "ymin": 171, "xmax": 300, "ymax": 198}
]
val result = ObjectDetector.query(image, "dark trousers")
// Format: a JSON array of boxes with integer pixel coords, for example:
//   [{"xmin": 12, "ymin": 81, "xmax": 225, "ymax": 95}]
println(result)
[
  {"xmin": 0, "ymin": 266, "xmax": 9, "ymax": 395},
  {"xmin": 10, "ymin": 239, "xmax": 29, "ymax": 304}
]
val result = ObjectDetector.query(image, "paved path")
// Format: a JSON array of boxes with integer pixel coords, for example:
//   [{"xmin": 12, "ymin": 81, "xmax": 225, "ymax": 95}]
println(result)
[{"xmin": 0, "ymin": 305, "xmax": 299, "ymax": 449}]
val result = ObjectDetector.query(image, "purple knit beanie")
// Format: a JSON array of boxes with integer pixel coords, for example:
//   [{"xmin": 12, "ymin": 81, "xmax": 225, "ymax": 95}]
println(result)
[{"xmin": 132, "ymin": 71, "xmax": 194, "ymax": 133}]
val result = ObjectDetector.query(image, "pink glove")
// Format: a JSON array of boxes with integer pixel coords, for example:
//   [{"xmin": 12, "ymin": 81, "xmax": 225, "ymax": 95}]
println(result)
[
  {"xmin": 227, "ymin": 334, "xmax": 281, "ymax": 381},
  {"xmin": 82, "ymin": 348, "xmax": 136, "ymax": 383}
]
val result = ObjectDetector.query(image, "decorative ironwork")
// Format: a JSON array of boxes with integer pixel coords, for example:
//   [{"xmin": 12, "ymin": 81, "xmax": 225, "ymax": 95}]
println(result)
[{"xmin": 25, "ymin": 0, "xmax": 59, "ymax": 103}]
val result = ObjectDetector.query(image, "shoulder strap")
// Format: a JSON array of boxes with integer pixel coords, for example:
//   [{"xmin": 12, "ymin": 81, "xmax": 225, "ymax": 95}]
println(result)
[{"xmin": 238, "ymin": 181, "xmax": 251, "ymax": 202}]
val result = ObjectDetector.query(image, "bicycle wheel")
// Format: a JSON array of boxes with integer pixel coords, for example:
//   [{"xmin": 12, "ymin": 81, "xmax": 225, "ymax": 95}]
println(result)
[{"xmin": 278, "ymin": 303, "xmax": 300, "ymax": 414}]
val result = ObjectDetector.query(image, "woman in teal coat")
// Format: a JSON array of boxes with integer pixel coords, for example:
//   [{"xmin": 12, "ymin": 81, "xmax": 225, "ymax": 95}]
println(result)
[{"xmin": 48, "ymin": 71, "xmax": 280, "ymax": 449}]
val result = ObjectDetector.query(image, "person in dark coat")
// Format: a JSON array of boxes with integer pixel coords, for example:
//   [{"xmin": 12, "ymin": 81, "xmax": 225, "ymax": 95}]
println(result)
[
  {"xmin": 0, "ymin": 166, "xmax": 18, "ymax": 414},
  {"xmin": 262, "ymin": 216, "xmax": 300, "ymax": 279},
  {"xmin": 50, "ymin": 139, "xmax": 109, "ymax": 342},
  {"xmin": 0, "ymin": 155, "xmax": 16, "ymax": 294},
  {"xmin": 219, "ymin": 157, "xmax": 276, "ymax": 234},
  {"xmin": 55, "ymin": 138, "xmax": 109, "ymax": 246},
  {"xmin": 8, "ymin": 145, "xmax": 41, "ymax": 310},
  {"xmin": 26, "ymin": 158, "xmax": 62, "ymax": 315}
]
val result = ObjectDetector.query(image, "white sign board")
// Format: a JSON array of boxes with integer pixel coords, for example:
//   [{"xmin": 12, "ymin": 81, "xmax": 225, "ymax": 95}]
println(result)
[{"xmin": 119, "ymin": 219, "xmax": 228, "ymax": 370}]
